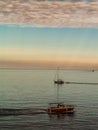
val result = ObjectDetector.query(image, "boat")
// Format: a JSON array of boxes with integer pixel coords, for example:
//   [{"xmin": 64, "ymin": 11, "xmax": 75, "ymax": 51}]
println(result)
[
  {"xmin": 54, "ymin": 79, "xmax": 64, "ymax": 85},
  {"xmin": 47, "ymin": 102, "xmax": 74, "ymax": 114},
  {"xmin": 54, "ymin": 68, "xmax": 64, "ymax": 85}
]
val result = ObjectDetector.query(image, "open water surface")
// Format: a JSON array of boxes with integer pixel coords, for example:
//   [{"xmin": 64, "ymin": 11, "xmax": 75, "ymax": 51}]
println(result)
[{"xmin": 0, "ymin": 69, "xmax": 98, "ymax": 130}]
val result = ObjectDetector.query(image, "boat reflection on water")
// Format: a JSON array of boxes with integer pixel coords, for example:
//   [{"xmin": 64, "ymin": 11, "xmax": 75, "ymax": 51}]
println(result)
[{"xmin": 48, "ymin": 110, "xmax": 75, "ymax": 120}]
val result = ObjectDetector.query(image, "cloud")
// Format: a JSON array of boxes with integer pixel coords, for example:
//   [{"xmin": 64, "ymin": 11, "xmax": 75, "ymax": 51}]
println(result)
[{"xmin": 0, "ymin": 0, "xmax": 98, "ymax": 28}]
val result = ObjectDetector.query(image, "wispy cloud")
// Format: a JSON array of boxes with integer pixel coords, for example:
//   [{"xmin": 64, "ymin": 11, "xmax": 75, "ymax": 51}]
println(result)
[{"xmin": 0, "ymin": 0, "xmax": 98, "ymax": 28}]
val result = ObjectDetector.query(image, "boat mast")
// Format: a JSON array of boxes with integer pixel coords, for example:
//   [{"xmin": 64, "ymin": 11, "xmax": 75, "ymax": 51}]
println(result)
[{"xmin": 57, "ymin": 67, "xmax": 59, "ymax": 81}]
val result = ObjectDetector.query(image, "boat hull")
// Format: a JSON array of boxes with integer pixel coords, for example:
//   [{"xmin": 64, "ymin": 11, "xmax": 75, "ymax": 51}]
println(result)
[
  {"xmin": 47, "ymin": 110, "xmax": 74, "ymax": 114},
  {"xmin": 47, "ymin": 104, "xmax": 74, "ymax": 114},
  {"xmin": 54, "ymin": 80, "xmax": 64, "ymax": 85}
]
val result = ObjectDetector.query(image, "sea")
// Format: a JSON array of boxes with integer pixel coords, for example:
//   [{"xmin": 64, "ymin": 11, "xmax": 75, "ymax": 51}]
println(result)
[{"xmin": 0, "ymin": 69, "xmax": 98, "ymax": 130}]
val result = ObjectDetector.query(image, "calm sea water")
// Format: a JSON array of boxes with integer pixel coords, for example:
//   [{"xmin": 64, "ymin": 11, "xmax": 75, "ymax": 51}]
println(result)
[{"xmin": 0, "ymin": 69, "xmax": 98, "ymax": 130}]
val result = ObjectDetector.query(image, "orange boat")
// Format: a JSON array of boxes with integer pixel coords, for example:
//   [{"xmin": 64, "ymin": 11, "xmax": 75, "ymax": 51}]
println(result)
[{"xmin": 47, "ymin": 102, "xmax": 74, "ymax": 114}]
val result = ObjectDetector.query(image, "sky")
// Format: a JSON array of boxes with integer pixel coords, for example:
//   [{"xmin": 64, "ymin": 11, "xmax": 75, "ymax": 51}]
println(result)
[{"xmin": 0, "ymin": 0, "xmax": 98, "ymax": 69}]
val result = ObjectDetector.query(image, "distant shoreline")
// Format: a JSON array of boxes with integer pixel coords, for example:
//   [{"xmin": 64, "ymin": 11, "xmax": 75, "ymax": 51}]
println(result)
[{"xmin": 0, "ymin": 68, "xmax": 97, "ymax": 71}]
